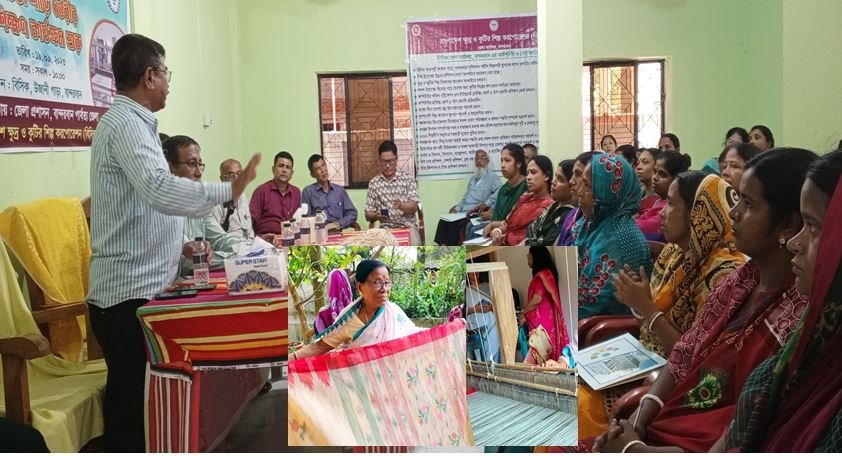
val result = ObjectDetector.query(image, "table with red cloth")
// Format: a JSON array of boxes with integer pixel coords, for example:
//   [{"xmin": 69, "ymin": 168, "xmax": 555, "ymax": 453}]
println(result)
[
  {"xmin": 137, "ymin": 274, "xmax": 288, "ymax": 452},
  {"xmin": 323, "ymin": 228, "xmax": 411, "ymax": 246}
]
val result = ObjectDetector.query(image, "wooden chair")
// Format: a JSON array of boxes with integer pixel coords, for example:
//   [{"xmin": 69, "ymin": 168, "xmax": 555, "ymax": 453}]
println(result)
[{"xmin": 1, "ymin": 196, "xmax": 102, "ymax": 427}]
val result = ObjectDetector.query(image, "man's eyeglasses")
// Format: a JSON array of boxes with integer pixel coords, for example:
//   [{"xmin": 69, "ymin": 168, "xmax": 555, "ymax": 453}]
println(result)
[
  {"xmin": 176, "ymin": 160, "xmax": 205, "ymax": 171},
  {"xmin": 222, "ymin": 171, "xmax": 242, "ymax": 180},
  {"xmin": 368, "ymin": 280, "xmax": 393, "ymax": 290},
  {"xmin": 380, "ymin": 159, "xmax": 397, "ymax": 167},
  {"xmin": 153, "ymin": 67, "xmax": 172, "ymax": 83}
]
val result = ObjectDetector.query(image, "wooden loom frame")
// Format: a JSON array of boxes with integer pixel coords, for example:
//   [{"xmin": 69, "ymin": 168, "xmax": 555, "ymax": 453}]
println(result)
[{"xmin": 465, "ymin": 260, "xmax": 518, "ymax": 364}]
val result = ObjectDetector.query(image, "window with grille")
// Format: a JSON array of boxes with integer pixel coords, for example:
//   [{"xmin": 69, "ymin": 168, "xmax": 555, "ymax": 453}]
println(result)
[
  {"xmin": 318, "ymin": 73, "xmax": 415, "ymax": 188},
  {"xmin": 582, "ymin": 60, "xmax": 664, "ymax": 152}
]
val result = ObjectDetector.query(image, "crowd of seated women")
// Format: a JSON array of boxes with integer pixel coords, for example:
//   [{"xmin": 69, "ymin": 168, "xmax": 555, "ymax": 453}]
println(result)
[{"xmin": 569, "ymin": 125, "xmax": 842, "ymax": 452}]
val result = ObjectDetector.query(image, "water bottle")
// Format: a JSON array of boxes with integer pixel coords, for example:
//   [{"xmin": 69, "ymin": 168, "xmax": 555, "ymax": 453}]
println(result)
[
  {"xmin": 290, "ymin": 218, "xmax": 301, "ymax": 246},
  {"xmin": 298, "ymin": 217, "xmax": 311, "ymax": 246},
  {"xmin": 192, "ymin": 237, "xmax": 210, "ymax": 286},
  {"xmin": 315, "ymin": 210, "xmax": 327, "ymax": 244}
]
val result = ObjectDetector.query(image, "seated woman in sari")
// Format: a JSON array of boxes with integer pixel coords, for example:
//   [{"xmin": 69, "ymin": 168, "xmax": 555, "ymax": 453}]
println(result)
[
  {"xmin": 594, "ymin": 148, "xmax": 818, "ymax": 453},
  {"xmin": 521, "ymin": 247, "xmax": 570, "ymax": 365},
  {"xmin": 575, "ymin": 152, "xmax": 651, "ymax": 319},
  {"xmin": 556, "ymin": 152, "xmax": 596, "ymax": 247},
  {"xmin": 314, "ymin": 269, "xmax": 354, "ymax": 334},
  {"xmin": 290, "ymin": 259, "xmax": 420, "ymax": 360},
  {"xmin": 484, "ymin": 155, "xmax": 554, "ymax": 246},
  {"xmin": 635, "ymin": 151, "xmax": 691, "ymax": 241},
  {"xmin": 577, "ymin": 172, "xmax": 746, "ymax": 440},
  {"xmin": 722, "ymin": 149, "xmax": 842, "ymax": 453},
  {"xmin": 524, "ymin": 160, "xmax": 576, "ymax": 246}
]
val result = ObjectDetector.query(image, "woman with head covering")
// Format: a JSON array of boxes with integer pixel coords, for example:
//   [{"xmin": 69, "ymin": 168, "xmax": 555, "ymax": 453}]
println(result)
[
  {"xmin": 521, "ymin": 247, "xmax": 570, "ymax": 365},
  {"xmin": 314, "ymin": 269, "xmax": 354, "ymax": 334},
  {"xmin": 574, "ymin": 152, "xmax": 652, "ymax": 319},
  {"xmin": 724, "ymin": 149, "xmax": 842, "ymax": 452},
  {"xmin": 615, "ymin": 172, "xmax": 747, "ymax": 356},
  {"xmin": 524, "ymin": 159, "xmax": 576, "ymax": 246},
  {"xmin": 594, "ymin": 148, "xmax": 817, "ymax": 453},
  {"xmin": 290, "ymin": 259, "xmax": 420, "ymax": 360},
  {"xmin": 484, "ymin": 155, "xmax": 555, "ymax": 245},
  {"xmin": 578, "ymin": 172, "xmax": 746, "ymax": 440}
]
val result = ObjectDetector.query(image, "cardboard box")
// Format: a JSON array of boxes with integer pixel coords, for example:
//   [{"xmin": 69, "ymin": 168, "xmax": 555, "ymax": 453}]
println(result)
[{"xmin": 224, "ymin": 249, "xmax": 288, "ymax": 295}]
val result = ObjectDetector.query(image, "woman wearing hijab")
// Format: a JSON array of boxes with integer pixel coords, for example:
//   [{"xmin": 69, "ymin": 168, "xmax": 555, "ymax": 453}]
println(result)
[{"xmin": 574, "ymin": 152, "xmax": 651, "ymax": 319}]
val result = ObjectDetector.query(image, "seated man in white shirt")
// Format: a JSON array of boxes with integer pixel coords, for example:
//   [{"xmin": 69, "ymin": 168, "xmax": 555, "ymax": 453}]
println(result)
[
  {"xmin": 465, "ymin": 271, "xmax": 500, "ymax": 363},
  {"xmin": 163, "ymin": 136, "xmax": 248, "ymax": 270},
  {"xmin": 211, "ymin": 159, "xmax": 255, "ymax": 240}
]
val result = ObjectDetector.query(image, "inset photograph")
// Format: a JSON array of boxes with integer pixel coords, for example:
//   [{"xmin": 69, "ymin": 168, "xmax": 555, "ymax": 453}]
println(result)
[
  {"xmin": 463, "ymin": 246, "xmax": 578, "ymax": 447},
  {"xmin": 286, "ymin": 246, "xmax": 470, "ymax": 447}
]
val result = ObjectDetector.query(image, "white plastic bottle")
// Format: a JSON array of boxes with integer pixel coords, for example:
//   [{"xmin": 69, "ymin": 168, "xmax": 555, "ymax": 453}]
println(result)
[
  {"xmin": 191, "ymin": 237, "xmax": 210, "ymax": 286},
  {"xmin": 315, "ymin": 210, "xmax": 327, "ymax": 244}
]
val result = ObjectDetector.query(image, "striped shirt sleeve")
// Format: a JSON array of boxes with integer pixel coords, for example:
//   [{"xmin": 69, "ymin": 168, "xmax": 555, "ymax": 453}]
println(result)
[{"xmin": 111, "ymin": 119, "xmax": 232, "ymax": 217}]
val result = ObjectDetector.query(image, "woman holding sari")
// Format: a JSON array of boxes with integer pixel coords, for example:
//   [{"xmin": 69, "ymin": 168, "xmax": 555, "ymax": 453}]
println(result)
[
  {"xmin": 594, "ymin": 148, "xmax": 817, "ymax": 453},
  {"xmin": 578, "ymin": 172, "xmax": 747, "ymax": 440},
  {"xmin": 521, "ymin": 246, "xmax": 570, "ymax": 365},
  {"xmin": 575, "ymin": 152, "xmax": 651, "ymax": 319},
  {"xmin": 524, "ymin": 160, "xmax": 576, "ymax": 246},
  {"xmin": 723, "ymin": 149, "xmax": 842, "ymax": 452},
  {"xmin": 290, "ymin": 259, "xmax": 420, "ymax": 359},
  {"xmin": 485, "ymin": 155, "xmax": 554, "ymax": 246}
]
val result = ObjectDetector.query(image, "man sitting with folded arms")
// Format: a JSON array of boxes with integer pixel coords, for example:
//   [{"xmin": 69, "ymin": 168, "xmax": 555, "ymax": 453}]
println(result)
[
  {"xmin": 302, "ymin": 154, "xmax": 358, "ymax": 232},
  {"xmin": 163, "ymin": 135, "xmax": 247, "ymax": 269},
  {"xmin": 211, "ymin": 158, "xmax": 255, "ymax": 240},
  {"xmin": 365, "ymin": 140, "xmax": 422, "ymax": 245},
  {"xmin": 434, "ymin": 148, "xmax": 501, "ymax": 245},
  {"xmin": 250, "ymin": 151, "xmax": 301, "ymax": 241}
]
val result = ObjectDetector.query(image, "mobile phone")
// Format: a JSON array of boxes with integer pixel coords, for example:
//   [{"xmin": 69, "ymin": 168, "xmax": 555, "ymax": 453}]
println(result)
[
  {"xmin": 380, "ymin": 208, "xmax": 389, "ymax": 217},
  {"xmin": 155, "ymin": 289, "xmax": 199, "ymax": 300},
  {"xmin": 173, "ymin": 283, "xmax": 217, "ymax": 292}
]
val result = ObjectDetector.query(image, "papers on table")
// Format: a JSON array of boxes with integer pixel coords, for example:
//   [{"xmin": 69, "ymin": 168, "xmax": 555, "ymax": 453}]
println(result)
[
  {"xmin": 463, "ymin": 236, "xmax": 492, "ymax": 246},
  {"xmin": 578, "ymin": 333, "xmax": 667, "ymax": 390},
  {"xmin": 440, "ymin": 212, "xmax": 467, "ymax": 223}
]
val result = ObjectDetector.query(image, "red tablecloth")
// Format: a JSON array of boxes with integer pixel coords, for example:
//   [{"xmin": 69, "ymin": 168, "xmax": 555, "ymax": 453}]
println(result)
[{"xmin": 138, "ymin": 275, "xmax": 288, "ymax": 452}]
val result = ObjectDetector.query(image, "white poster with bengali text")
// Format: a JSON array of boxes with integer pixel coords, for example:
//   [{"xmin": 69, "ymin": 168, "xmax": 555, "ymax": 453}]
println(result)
[{"xmin": 407, "ymin": 14, "xmax": 538, "ymax": 180}]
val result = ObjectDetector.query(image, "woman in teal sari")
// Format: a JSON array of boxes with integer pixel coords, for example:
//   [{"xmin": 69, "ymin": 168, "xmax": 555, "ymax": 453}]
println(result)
[{"xmin": 574, "ymin": 152, "xmax": 651, "ymax": 319}]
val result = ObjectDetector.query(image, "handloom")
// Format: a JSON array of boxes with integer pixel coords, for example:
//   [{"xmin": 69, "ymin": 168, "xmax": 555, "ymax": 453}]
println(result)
[
  {"xmin": 288, "ymin": 320, "xmax": 471, "ymax": 446},
  {"xmin": 464, "ymin": 252, "xmax": 578, "ymax": 446}
]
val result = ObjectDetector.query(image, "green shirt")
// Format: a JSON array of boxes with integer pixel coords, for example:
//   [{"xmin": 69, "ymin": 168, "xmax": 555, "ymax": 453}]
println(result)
[{"xmin": 492, "ymin": 178, "xmax": 527, "ymax": 221}]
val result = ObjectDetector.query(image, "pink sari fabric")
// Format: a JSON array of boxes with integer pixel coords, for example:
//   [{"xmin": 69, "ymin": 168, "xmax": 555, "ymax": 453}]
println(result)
[
  {"xmin": 525, "ymin": 269, "xmax": 570, "ymax": 360},
  {"xmin": 635, "ymin": 197, "xmax": 666, "ymax": 239},
  {"xmin": 315, "ymin": 269, "xmax": 354, "ymax": 334}
]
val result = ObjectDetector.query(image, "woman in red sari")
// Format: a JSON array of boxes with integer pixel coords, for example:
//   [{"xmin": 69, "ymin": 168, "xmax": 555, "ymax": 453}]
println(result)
[
  {"xmin": 521, "ymin": 246, "xmax": 570, "ymax": 365},
  {"xmin": 485, "ymin": 155, "xmax": 554, "ymax": 245},
  {"xmin": 723, "ymin": 149, "xmax": 842, "ymax": 452},
  {"xmin": 595, "ymin": 148, "xmax": 818, "ymax": 453}
]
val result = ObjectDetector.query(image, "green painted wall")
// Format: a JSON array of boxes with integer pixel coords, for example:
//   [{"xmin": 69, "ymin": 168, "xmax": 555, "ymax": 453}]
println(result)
[
  {"xmin": 583, "ymin": 0, "xmax": 783, "ymax": 165},
  {"xmin": 782, "ymin": 0, "xmax": 842, "ymax": 152},
  {"xmin": 236, "ymin": 0, "xmax": 535, "ymax": 244},
  {"xmin": 0, "ymin": 0, "xmax": 243, "ymax": 209}
]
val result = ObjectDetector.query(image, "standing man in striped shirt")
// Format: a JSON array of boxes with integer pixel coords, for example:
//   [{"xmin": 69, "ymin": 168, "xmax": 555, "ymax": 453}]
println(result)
[{"xmin": 87, "ymin": 34, "xmax": 260, "ymax": 452}]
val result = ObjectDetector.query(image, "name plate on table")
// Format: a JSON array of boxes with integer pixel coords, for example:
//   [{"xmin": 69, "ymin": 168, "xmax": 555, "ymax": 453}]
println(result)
[{"xmin": 224, "ymin": 251, "xmax": 288, "ymax": 295}]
